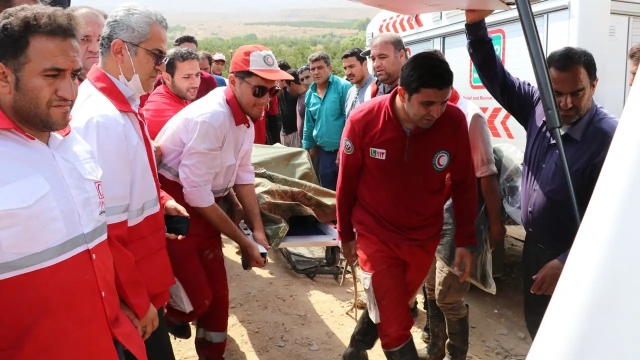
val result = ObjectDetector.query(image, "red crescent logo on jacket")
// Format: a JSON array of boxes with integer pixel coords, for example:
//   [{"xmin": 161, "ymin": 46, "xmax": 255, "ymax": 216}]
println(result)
[{"xmin": 433, "ymin": 151, "xmax": 450, "ymax": 171}]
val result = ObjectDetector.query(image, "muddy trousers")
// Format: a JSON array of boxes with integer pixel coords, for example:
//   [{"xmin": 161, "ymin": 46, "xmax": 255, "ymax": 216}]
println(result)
[
  {"xmin": 356, "ymin": 231, "xmax": 437, "ymax": 351},
  {"xmin": 522, "ymin": 237, "xmax": 560, "ymax": 340},
  {"xmin": 161, "ymin": 177, "xmax": 229, "ymax": 360},
  {"xmin": 423, "ymin": 259, "xmax": 470, "ymax": 319}
]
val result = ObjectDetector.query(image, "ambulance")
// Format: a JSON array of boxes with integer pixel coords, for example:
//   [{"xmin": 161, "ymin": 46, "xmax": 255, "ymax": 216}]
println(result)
[{"xmin": 364, "ymin": 0, "xmax": 640, "ymax": 153}]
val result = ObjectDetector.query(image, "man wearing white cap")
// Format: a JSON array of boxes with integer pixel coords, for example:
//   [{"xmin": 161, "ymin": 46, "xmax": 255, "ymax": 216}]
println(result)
[{"xmin": 155, "ymin": 44, "xmax": 293, "ymax": 360}]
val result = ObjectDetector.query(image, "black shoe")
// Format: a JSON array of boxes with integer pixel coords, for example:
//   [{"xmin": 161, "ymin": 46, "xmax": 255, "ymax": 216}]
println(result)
[
  {"xmin": 444, "ymin": 305, "xmax": 469, "ymax": 360},
  {"xmin": 411, "ymin": 300, "xmax": 419, "ymax": 321},
  {"xmin": 166, "ymin": 319, "xmax": 192, "ymax": 340},
  {"xmin": 421, "ymin": 310, "xmax": 430, "ymax": 344},
  {"xmin": 383, "ymin": 340, "xmax": 420, "ymax": 360},
  {"xmin": 342, "ymin": 309, "xmax": 379, "ymax": 360},
  {"xmin": 424, "ymin": 299, "xmax": 446, "ymax": 360}
]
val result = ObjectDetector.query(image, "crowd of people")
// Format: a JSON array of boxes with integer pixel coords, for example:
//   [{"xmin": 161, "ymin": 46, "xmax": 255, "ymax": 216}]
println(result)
[{"xmin": 0, "ymin": 1, "xmax": 625, "ymax": 360}]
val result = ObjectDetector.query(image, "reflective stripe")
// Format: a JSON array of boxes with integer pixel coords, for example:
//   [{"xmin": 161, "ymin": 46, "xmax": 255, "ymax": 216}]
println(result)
[
  {"xmin": 195, "ymin": 328, "xmax": 227, "ymax": 343},
  {"xmin": 158, "ymin": 162, "xmax": 178, "ymax": 177},
  {"xmin": 105, "ymin": 197, "xmax": 159, "ymax": 221},
  {"xmin": 0, "ymin": 222, "xmax": 107, "ymax": 276}
]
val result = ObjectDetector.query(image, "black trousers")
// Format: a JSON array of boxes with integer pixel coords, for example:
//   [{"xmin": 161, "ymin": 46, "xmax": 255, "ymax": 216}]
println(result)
[
  {"xmin": 522, "ymin": 238, "xmax": 562, "ymax": 340},
  {"xmin": 124, "ymin": 306, "xmax": 176, "ymax": 360}
]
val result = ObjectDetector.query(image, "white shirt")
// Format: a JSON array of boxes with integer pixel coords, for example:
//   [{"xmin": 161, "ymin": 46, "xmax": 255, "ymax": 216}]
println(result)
[
  {"xmin": 156, "ymin": 87, "xmax": 255, "ymax": 208},
  {"xmin": 0, "ymin": 125, "xmax": 107, "ymax": 279},
  {"xmin": 456, "ymin": 97, "xmax": 498, "ymax": 178},
  {"xmin": 71, "ymin": 70, "xmax": 160, "ymax": 227}
]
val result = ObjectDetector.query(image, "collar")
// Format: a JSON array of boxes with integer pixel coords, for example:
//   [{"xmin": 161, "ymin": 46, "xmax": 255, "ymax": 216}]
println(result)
[
  {"xmin": 357, "ymin": 75, "xmax": 375, "ymax": 90},
  {"xmin": 0, "ymin": 107, "xmax": 70, "ymax": 141},
  {"xmin": 86, "ymin": 66, "xmax": 137, "ymax": 114},
  {"xmin": 310, "ymin": 74, "xmax": 336, "ymax": 93},
  {"xmin": 560, "ymin": 101, "xmax": 597, "ymax": 141},
  {"xmin": 223, "ymin": 87, "xmax": 251, "ymax": 128},
  {"xmin": 450, "ymin": 87, "xmax": 461, "ymax": 104},
  {"xmin": 158, "ymin": 83, "xmax": 190, "ymax": 106}
]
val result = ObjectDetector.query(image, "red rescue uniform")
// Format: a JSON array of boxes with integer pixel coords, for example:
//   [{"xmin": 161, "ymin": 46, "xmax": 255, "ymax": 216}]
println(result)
[
  {"xmin": 336, "ymin": 89, "xmax": 478, "ymax": 350},
  {"xmin": 142, "ymin": 83, "xmax": 191, "ymax": 139}
]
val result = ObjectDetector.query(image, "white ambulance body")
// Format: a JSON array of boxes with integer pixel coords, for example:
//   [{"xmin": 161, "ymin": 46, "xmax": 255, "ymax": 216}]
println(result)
[{"xmin": 365, "ymin": 0, "xmax": 640, "ymax": 153}]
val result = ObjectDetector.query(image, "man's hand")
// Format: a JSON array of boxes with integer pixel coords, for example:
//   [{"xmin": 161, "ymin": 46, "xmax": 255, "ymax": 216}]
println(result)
[
  {"xmin": 139, "ymin": 304, "xmax": 159, "ymax": 340},
  {"xmin": 164, "ymin": 199, "xmax": 189, "ymax": 240},
  {"xmin": 252, "ymin": 229, "xmax": 271, "ymax": 251},
  {"xmin": 465, "ymin": 9, "xmax": 495, "ymax": 24},
  {"xmin": 241, "ymin": 240, "xmax": 266, "ymax": 268},
  {"xmin": 531, "ymin": 259, "xmax": 564, "ymax": 296},
  {"xmin": 453, "ymin": 247, "xmax": 474, "ymax": 282},
  {"xmin": 120, "ymin": 302, "xmax": 142, "ymax": 336},
  {"xmin": 341, "ymin": 241, "xmax": 357, "ymax": 265},
  {"xmin": 151, "ymin": 140, "xmax": 162, "ymax": 166},
  {"xmin": 336, "ymin": 155, "xmax": 340, "ymax": 167},
  {"xmin": 308, "ymin": 146, "xmax": 318, "ymax": 161},
  {"xmin": 488, "ymin": 223, "xmax": 506, "ymax": 251},
  {"xmin": 229, "ymin": 205, "xmax": 245, "ymax": 227}
]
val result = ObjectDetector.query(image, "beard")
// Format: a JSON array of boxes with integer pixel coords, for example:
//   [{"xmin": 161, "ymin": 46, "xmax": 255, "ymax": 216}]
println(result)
[
  {"xmin": 12, "ymin": 86, "xmax": 70, "ymax": 133},
  {"xmin": 169, "ymin": 82, "xmax": 198, "ymax": 101}
]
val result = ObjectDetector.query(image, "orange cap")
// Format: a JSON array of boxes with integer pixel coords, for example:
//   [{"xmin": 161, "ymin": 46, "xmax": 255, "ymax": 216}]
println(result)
[{"xmin": 230, "ymin": 44, "xmax": 293, "ymax": 81}]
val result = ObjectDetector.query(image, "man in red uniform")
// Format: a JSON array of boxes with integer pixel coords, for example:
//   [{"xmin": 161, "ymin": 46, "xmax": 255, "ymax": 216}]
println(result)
[
  {"xmin": 155, "ymin": 44, "xmax": 290, "ymax": 359},
  {"xmin": 71, "ymin": 4, "xmax": 188, "ymax": 360},
  {"xmin": 140, "ymin": 35, "xmax": 217, "ymax": 108},
  {"xmin": 143, "ymin": 47, "xmax": 201, "ymax": 139},
  {"xmin": 0, "ymin": 5, "xmax": 144, "ymax": 359},
  {"xmin": 338, "ymin": 51, "xmax": 477, "ymax": 359}
]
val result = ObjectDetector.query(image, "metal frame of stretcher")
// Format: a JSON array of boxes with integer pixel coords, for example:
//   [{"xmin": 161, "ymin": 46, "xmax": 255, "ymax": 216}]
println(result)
[{"xmin": 277, "ymin": 223, "xmax": 343, "ymax": 280}]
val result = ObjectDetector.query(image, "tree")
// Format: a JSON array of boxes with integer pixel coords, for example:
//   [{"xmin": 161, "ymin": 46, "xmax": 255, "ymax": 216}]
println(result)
[{"xmin": 196, "ymin": 31, "xmax": 366, "ymax": 77}]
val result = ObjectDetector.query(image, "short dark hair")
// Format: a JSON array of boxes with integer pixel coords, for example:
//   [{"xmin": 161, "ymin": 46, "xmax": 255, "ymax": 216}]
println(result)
[
  {"xmin": 425, "ymin": 49, "xmax": 446, "ymax": 61},
  {"xmin": 278, "ymin": 60, "xmax": 291, "ymax": 71},
  {"xmin": 547, "ymin": 47, "xmax": 597, "ymax": 83},
  {"xmin": 400, "ymin": 51, "xmax": 453, "ymax": 97},
  {"xmin": 629, "ymin": 44, "xmax": 640, "ymax": 63},
  {"xmin": 0, "ymin": 5, "xmax": 78, "ymax": 79},
  {"xmin": 308, "ymin": 51, "xmax": 330, "ymax": 66},
  {"xmin": 298, "ymin": 65, "xmax": 309, "ymax": 74},
  {"xmin": 198, "ymin": 50, "xmax": 212, "ymax": 66},
  {"xmin": 232, "ymin": 71, "xmax": 254, "ymax": 80},
  {"xmin": 165, "ymin": 47, "xmax": 199, "ymax": 77},
  {"xmin": 342, "ymin": 48, "xmax": 366, "ymax": 64},
  {"xmin": 285, "ymin": 68, "xmax": 300, "ymax": 85},
  {"xmin": 174, "ymin": 35, "xmax": 197, "ymax": 48}
]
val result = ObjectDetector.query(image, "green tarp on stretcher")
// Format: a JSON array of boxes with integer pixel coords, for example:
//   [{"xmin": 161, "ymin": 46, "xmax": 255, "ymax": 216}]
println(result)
[{"xmin": 250, "ymin": 144, "xmax": 336, "ymax": 249}]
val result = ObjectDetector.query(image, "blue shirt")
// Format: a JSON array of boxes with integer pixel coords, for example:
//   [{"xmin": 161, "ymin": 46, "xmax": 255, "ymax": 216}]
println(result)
[
  {"xmin": 466, "ymin": 20, "xmax": 618, "ymax": 263},
  {"xmin": 213, "ymin": 75, "xmax": 227, "ymax": 87},
  {"xmin": 303, "ymin": 74, "xmax": 353, "ymax": 151}
]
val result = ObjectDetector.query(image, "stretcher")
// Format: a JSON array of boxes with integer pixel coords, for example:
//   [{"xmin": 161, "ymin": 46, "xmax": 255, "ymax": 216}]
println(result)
[{"xmin": 250, "ymin": 144, "xmax": 343, "ymax": 279}]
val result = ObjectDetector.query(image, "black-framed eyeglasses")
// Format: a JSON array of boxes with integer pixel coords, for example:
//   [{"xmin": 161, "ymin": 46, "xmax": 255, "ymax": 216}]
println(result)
[
  {"xmin": 122, "ymin": 40, "xmax": 168, "ymax": 66},
  {"xmin": 240, "ymin": 78, "xmax": 281, "ymax": 98}
]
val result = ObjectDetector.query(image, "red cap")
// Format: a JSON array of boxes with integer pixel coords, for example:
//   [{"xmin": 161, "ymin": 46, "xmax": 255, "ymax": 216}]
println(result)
[{"xmin": 230, "ymin": 44, "xmax": 293, "ymax": 81}]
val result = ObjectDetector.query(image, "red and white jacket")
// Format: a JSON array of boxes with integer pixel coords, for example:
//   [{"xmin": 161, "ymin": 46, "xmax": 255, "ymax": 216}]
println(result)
[
  {"xmin": 0, "ymin": 112, "xmax": 145, "ymax": 359},
  {"xmin": 71, "ymin": 67, "xmax": 175, "ymax": 319}
]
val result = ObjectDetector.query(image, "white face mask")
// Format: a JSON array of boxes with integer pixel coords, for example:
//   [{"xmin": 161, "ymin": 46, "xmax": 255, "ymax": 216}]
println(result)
[{"xmin": 118, "ymin": 45, "xmax": 147, "ymax": 99}]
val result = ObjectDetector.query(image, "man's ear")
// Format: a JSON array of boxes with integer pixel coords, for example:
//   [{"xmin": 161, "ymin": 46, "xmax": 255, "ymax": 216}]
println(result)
[
  {"xmin": 397, "ymin": 87, "xmax": 407, "ymax": 103},
  {"xmin": 0, "ymin": 63, "xmax": 15, "ymax": 95},
  {"xmin": 110, "ymin": 39, "xmax": 127, "ymax": 65},
  {"xmin": 228, "ymin": 74, "xmax": 238, "ymax": 89},
  {"xmin": 161, "ymin": 72, "xmax": 171, "ymax": 85}
]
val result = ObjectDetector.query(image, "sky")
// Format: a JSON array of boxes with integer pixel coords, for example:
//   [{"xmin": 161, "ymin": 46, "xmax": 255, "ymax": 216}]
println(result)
[{"xmin": 71, "ymin": 0, "xmax": 372, "ymax": 13}]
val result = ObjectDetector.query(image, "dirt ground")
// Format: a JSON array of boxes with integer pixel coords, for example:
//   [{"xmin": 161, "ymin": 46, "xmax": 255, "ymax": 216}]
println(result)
[{"xmin": 170, "ymin": 236, "xmax": 531, "ymax": 360}]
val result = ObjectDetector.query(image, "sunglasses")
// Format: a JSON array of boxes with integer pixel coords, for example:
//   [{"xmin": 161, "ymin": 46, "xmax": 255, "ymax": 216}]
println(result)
[
  {"xmin": 122, "ymin": 40, "xmax": 168, "ymax": 66},
  {"xmin": 241, "ymin": 78, "xmax": 281, "ymax": 98}
]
